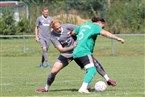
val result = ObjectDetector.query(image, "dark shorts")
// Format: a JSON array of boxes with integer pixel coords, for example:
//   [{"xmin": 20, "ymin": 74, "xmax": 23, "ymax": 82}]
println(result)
[
  {"xmin": 74, "ymin": 55, "xmax": 95, "ymax": 69},
  {"xmin": 56, "ymin": 55, "xmax": 73, "ymax": 66}
]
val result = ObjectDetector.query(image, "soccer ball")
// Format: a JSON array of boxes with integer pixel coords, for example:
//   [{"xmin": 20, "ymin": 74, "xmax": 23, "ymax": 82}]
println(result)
[{"xmin": 94, "ymin": 81, "xmax": 107, "ymax": 92}]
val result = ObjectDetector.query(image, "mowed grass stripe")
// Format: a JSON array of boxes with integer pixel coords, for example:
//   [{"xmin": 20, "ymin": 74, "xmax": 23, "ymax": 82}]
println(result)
[{"xmin": 1, "ymin": 37, "xmax": 144, "ymax": 97}]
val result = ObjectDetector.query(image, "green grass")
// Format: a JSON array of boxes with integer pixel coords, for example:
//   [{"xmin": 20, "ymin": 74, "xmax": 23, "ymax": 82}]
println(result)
[{"xmin": 0, "ymin": 36, "xmax": 144, "ymax": 97}]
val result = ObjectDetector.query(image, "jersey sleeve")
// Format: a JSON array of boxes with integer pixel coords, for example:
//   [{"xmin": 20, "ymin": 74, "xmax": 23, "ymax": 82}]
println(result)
[
  {"xmin": 74, "ymin": 26, "xmax": 80, "ymax": 35},
  {"xmin": 36, "ymin": 17, "xmax": 40, "ymax": 27},
  {"xmin": 94, "ymin": 25, "xmax": 103, "ymax": 35},
  {"xmin": 67, "ymin": 24, "xmax": 77, "ymax": 31},
  {"xmin": 62, "ymin": 24, "xmax": 77, "ymax": 31}
]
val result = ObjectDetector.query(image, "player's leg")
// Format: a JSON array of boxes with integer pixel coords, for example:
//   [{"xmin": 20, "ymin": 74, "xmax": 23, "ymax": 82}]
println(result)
[
  {"xmin": 42, "ymin": 46, "xmax": 49, "ymax": 65},
  {"xmin": 45, "ymin": 56, "xmax": 73, "ymax": 90},
  {"xmin": 40, "ymin": 55, "xmax": 45, "ymax": 67},
  {"xmin": 41, "ymin": 39, "xmax": 51, "ymax": 67},
  {"xmin": 45, "ymin": 38, "xmax": 51, "ymax": 67},
  {"xmin": 74, "ymin": 55, "xmax": 97, "ymax": 93},
  {"xmin": 39, "ymin": 39, "xmax": 45, "ymax": 68},
  {"xmin": 36, "ymin": 55, "xmax": 73, "ymax": 92},
  {"xmin": 39, "ymin": 39, "xmax": 48, "ymax": 67},
  {"xmin": 94, "ymin": 58, "xmax": 117, "ymax": 86},
  {"xmin": 44, "ymin": 61, "xmax": 64, "ymax": 90}
]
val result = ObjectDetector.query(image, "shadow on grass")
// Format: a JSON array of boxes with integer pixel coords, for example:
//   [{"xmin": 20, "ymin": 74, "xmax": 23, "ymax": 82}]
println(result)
[
  {"xmin": 50, "ymin": 88, "xmax": 96, "ymax": 92},
  {"xmin": 50, "ymin": 88, "xmax": 78, "ymax": 92}
]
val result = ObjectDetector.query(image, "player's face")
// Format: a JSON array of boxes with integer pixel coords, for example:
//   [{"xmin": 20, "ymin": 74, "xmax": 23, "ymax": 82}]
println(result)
[
  {"xmin": 54, "ymin": 22, "xmax": 62, "ymax": 33},
  {"xmin": 42, "ymin": 9, "xmax": 48, "ymax": 18},
  {"xmin": 101, "ymin": 22, "xmax": 105, "ymax": 29}
]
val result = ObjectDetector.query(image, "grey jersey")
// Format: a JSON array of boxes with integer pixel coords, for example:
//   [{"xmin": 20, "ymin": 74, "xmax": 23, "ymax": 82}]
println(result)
[
  {"xmin": 51, "ymin": 24, "xmax": 77, "ymax": 58},
  {"xmin": 36, "ymin": 15, "xmax": 53, "ymax": 39}
]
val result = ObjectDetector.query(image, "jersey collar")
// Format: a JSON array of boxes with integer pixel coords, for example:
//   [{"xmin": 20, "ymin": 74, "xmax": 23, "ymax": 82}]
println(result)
[{"xmin": 42, "ymin": 15, "xmax": 48, "ymax": 19}]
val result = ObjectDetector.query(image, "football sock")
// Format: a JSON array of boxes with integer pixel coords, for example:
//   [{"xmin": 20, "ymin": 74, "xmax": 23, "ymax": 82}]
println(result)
[
  {"xmin": 47, "ymin": 72, "xmax": 56, "ymax": 86},
  {"xmin": 42, "ymin": 48, "xmax": 48, "ymax": 64},
  {"xmin": 95, "ymin": 60, "xmax": 106, "ymax": 77},
  {"xmin": 79, "ymin": 82, "xmax": 88, "ymax": 90},
  {"xmin": 41, "ymin": 55, "xmax": 45, "ymax": 64},
  {"xmin": 45, "ymin": 84, "xmax": 49, "ymax": 91},
  {"xmin": 84, "ymin": 67, "xmax": 96, "ymax": 83},
  {"xmin": 104, "ymin": 74, "xmax": 110, "ymax": 81}
]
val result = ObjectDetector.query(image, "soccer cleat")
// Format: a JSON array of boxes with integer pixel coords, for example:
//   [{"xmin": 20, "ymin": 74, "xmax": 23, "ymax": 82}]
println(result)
[
  {"xmin": 107, "ymin": 79, "xmax": 117, "ymax": 86},
  {"xmin": 78, "ymin": 89, "xmax": 90, "ymax": 94},
  {"xmin": 39, "ymin": 64, "xmax": 44, "ymax": 68},
  {"xmin": 46, "ymin": 64, "xmax": 50, "ymax": 68},
  {"xmin": 35, "ymin": 88, "xmax": 48, "ymax": 93}
]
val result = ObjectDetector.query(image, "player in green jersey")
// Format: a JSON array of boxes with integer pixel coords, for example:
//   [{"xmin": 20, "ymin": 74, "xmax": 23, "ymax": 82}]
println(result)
[{"xmin": 71, "ymin": 17, "xmax": 125, "ymax": 93}]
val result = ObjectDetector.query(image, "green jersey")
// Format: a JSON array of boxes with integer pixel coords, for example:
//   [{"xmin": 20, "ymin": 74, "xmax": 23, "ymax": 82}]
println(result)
[{"xmin": 73, "ymin": 22, "xmax": 103, "ymax": 58}]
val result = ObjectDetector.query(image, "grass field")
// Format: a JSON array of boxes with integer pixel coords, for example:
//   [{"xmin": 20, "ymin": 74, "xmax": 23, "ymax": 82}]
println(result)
[{"xmin": 0, "ymin": 36, "xmax": 144, "ymax": 97}]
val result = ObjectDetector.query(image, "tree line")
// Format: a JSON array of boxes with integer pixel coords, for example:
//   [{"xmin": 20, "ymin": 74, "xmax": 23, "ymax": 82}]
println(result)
[{"xmin": 0, "ymin": 0, "xmax": 144, "ymax": 35}]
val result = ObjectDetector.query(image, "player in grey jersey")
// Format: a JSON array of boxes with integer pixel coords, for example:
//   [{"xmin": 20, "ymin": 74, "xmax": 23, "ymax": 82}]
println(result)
[
  {"xmin": 35, "ymin": 7, "xmax": 53, "ymax": 68},
  {"xmin": 36, "ymin": 19, "xmax": 116, "ymax": 92}
]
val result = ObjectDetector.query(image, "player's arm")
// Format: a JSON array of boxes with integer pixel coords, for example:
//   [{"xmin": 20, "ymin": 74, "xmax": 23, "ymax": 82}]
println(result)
[
  {"xmin": 50, "ymin": 37, "xmax": 75, "ymax": 53},
  {"xmin": 70, "ymin": 25, "xmax": 80, "ymax": 36},
  {"xmin": 35, "ymin": 26, "xmax": 39, "ymax": 42},
  {"xmin": 100, "ymin": 30, "xmax": 125, "ymax": 44},
  {"xmin": 55, "ymin": 44, "xmax": 74, "ymax": 53}
]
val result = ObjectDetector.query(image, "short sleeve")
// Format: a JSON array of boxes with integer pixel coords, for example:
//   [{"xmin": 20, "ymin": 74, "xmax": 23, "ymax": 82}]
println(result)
[
  {"xmin": 74, "ymin": 26, "xmax": 80, "ymax": 35},
  {"xmin": 62, "ymin": 24, "xmax": 77, "ymax": 31},
  {"xmin": 94, "ymin": 25, "xmax": 103, "ymax": 35}
]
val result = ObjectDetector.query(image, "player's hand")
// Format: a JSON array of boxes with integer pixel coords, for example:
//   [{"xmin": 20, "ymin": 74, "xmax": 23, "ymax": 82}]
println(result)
[
  {"xmin": 73, "ymin": 41, "xmax": 78, "ymax": 47},
  {"xmin": 116, "ymin": 38, "xmax": 125, "ymax": 44},
  {"xmin": 35, "ymin": 36, "xmax": 39, "ymax": 42}
]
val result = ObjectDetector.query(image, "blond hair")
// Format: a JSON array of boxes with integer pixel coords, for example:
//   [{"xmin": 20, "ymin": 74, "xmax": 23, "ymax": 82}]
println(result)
[{"xmin": 50, "ymin": 19, "xmax": 62, "ymax": 29}]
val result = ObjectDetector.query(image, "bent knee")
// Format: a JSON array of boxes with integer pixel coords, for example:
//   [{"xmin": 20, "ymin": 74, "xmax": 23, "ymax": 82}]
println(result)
[{"xmin": 42, "ymin": 47, "xmax": 47, "ymax": 51}]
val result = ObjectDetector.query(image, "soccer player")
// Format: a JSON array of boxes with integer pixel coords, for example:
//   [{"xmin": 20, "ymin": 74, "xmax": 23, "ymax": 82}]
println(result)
[
  {"xmin": 71, "ymin": 17, "xmax": 125, "ymax": 93},
  {"xmin": 35, "ymin": 7, "xmax": 53, "ymax": 68},
  {"xmin": 36, "ymin": 19, "xmax": 118, "ymax": 93}
]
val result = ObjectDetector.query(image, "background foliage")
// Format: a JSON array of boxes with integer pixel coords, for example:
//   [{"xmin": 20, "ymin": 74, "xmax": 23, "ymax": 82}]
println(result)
[{"xmin": 0, "ymin": 0, "xmax": 145, "ymax": 35}]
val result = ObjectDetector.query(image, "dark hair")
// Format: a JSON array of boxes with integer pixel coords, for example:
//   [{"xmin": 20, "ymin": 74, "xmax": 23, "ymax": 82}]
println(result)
[{"xmin": 91, "ymin": 17, "xmax": 105, "ymax": 23}]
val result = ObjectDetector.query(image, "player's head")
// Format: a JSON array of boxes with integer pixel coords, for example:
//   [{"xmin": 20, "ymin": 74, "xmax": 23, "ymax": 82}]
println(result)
[
  {"xmin": 50, "ymin": 19, "xmax": 62, "ymax": 33},
  {"xmin": 91, "ymin": 17, "xmax": 106, "ymax": 29},
  {"xmin": 42, "ymin": 7, "xmax": 49, "ymax": 18}
]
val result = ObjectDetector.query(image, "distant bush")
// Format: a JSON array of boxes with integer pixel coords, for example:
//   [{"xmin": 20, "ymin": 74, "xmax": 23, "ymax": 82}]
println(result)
[
  {"xmin": 0, "ymin": 11, "xmax": 31, "ymax": 36},
  {"xmin": 16, "ymin": 18, "xmax": 31, "ymax": 34},
  {"xmin": 0, "ymin": 12, "xmax": 16, "ymax": 35}
]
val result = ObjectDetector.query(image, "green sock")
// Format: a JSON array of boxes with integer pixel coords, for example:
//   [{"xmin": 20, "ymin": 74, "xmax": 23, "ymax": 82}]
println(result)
[{"xmin": 84, "ymin": 67, "xmax": 97, "ymax": 83}]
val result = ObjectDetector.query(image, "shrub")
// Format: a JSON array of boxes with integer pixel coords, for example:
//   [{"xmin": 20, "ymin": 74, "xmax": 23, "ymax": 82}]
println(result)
[{"xmin": 0, "ymin": 11, "xmax": 31, "ymax": 36}]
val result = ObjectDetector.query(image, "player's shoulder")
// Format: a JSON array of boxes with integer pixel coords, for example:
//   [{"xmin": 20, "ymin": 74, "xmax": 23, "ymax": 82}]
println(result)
[
  {"xmin": 48, "ymin": 16, "xmax": 53, "ymax": 20},
  {"xmin": 61, "ymin": 23, "xmax": 71, "ymax": 27},
  {"xmin": 37, "ymin": 16, "xmax": 42, "ymax": 19},
  {"xmin": 80, "ymin": 21, "xmax": 92, "ymax": 27},
  {"xmin": 61, "ymin": 24, "xmax": 70, "ymax": 29}
]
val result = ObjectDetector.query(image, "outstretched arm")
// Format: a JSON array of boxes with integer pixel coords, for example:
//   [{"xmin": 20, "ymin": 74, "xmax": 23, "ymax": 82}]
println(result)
[{"xmin": 100, "ymin": 30, "xmax": 125, "ymax": 44}]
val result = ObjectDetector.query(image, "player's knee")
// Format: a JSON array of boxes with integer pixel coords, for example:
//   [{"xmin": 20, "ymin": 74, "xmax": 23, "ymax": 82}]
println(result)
[{"xmin": 42, "ymin": 47, "xmax": 47, "ymax": 52}]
